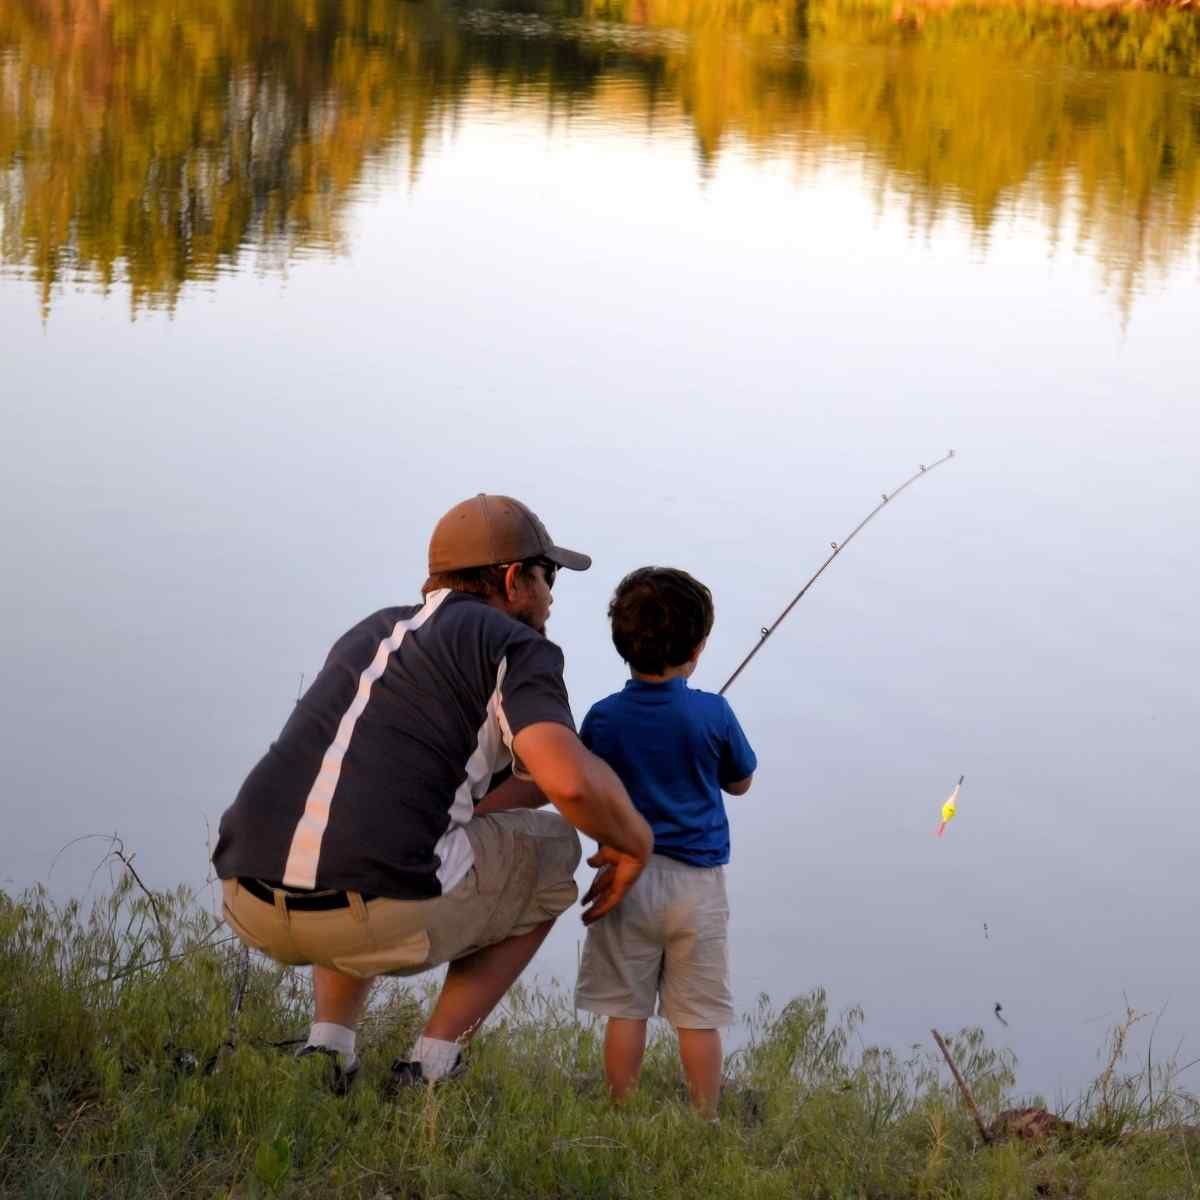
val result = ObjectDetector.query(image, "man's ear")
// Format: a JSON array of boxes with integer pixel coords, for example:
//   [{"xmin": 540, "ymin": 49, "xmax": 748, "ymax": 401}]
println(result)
[
  {"xmin": 690, "ymin": 636, "xmax": 708, "ymax": 665},
  {"xmin": 503, "ymin": 562, "xmax": 523, "ymax": 600}
]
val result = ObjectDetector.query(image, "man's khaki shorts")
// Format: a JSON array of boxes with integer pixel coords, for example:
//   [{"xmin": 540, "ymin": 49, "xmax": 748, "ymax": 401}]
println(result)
[
  {"xmin": 221, "ymin": 810, "xmax": 581, "ymax": 979},
  {"xmin": 575, "ymin": 854, "xmax": 733, "ymax": 1029}
]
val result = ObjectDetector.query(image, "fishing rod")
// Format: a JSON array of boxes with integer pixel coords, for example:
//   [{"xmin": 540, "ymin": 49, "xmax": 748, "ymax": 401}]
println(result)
[{"xmin": 719, "ymin": 450, "xmax": 956, "ymax": 695}]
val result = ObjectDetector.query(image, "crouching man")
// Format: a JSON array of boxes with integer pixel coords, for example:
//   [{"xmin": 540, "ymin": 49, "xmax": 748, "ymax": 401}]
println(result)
[{"xmin": 212, "ymin": 494, "xmax": 653, "ymax": 1092}]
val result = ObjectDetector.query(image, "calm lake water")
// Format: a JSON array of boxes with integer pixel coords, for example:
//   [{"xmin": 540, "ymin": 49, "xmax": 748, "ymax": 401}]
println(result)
[{"xmin": 2, "ymin": 0, "xmax": 1198, "ymax": 1100}]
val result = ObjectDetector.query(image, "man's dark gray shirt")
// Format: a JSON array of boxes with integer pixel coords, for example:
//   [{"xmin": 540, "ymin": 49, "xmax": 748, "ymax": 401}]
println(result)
[{"xmin": 212, "ymin": 589, "xmax": 575, "ymax": 900}]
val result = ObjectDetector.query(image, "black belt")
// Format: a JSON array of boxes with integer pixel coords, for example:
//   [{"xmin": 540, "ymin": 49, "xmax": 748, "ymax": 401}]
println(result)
[{"xmin": 238, "ymin": 877, "xmax": 376, "ymax": 911}]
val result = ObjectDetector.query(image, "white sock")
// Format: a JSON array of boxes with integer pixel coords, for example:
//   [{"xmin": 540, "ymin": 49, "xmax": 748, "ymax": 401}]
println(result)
[
  {"xmin": 307, "ymin": 1021, "xmax": 357, "ymax": 1066},
  {"xmin": 410, "ymin": 1035, "xmax": 460, "ymax": 1080}
]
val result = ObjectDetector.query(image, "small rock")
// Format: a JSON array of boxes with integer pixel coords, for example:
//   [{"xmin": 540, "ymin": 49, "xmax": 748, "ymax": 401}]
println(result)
[{"xmin": 989, "ymin": 1107, "xmax": 1073, "ymax": 1141}]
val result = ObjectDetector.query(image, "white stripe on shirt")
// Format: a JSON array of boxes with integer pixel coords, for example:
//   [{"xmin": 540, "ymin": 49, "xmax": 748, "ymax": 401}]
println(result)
[
  {"xmin": 433, "ymin": 656, "xmax": 510, "ymax": 891},
  {"xmin": 281, "ymin": 588, "xmax": 450, "ymax": 890}
]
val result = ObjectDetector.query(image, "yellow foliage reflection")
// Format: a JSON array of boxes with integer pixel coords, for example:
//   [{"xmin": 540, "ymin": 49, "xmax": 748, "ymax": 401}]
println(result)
[
  {"xmin": 0, "ymin": 0, "xmax": 473, "ymax": 311},
  {"xmin": 2, "ymin": 0, "xmax": 1199, "ymax": 313}
]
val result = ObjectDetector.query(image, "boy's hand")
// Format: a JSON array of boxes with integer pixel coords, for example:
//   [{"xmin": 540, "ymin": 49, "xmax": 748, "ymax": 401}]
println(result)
[{"xmin": 580, "ymin": 846, "xmax": 645, "ymax": 925}]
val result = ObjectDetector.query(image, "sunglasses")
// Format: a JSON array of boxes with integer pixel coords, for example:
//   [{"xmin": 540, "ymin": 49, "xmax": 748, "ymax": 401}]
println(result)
[{"xmin": 528, "ymin": 558, "xmax": 558, "ymax": 590}]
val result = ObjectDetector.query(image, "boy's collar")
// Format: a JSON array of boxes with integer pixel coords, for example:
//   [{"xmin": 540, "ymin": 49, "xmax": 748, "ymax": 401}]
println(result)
[{"xmin": 625, "ymin": 676, "xmax": 687, "ymax": 691}]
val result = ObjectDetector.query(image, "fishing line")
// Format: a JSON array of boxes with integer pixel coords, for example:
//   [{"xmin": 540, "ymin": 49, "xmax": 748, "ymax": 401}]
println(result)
[{"xmin": 719, "ymin": 450, "xmax": 956, "ymax": 695}]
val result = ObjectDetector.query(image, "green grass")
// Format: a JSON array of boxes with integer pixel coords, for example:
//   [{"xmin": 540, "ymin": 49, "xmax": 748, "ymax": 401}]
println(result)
[{"xmin": 2, "ymin": 875, "xmax": 1198, "ymax": 1199}]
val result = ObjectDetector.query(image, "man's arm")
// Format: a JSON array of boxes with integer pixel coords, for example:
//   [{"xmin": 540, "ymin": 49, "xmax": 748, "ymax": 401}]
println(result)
[
  {"xmin": 473, "ymin": 773, "xmax": 549, "ymax": 817},
  {"xmin": 512, "ymin": 722, "xmax": 653, "ymax": 923},
  {"xmin": 723, "ymin": 775, "xmax": 754, "ymax": 796}
]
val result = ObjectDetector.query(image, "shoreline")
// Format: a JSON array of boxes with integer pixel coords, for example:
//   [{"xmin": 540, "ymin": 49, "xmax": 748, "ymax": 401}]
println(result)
[{"xmin": 3, "ymin": 878, "xmax": 1198, "ymax": 1197}]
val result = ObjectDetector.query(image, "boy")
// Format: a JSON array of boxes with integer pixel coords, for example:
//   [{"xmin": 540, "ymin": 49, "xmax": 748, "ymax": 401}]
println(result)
[{"xmin": 575, "ymin": 567, "xmax": 757, "ymax": 1117}]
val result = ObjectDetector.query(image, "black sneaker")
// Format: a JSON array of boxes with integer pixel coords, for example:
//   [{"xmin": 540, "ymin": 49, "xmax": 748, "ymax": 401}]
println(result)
[
  {"xmin": 386, "ymin": 1053, "xmax": 465, "ymax": 1094},
  {"xmin": 296, "ymin": 1044, "xmax": 360, "ymax": 1097}
]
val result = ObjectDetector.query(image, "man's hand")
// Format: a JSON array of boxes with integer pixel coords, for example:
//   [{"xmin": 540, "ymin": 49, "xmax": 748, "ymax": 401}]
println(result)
[{"xmin": 580, "ymin": 845, "xmax": 646, "ymax": 925}]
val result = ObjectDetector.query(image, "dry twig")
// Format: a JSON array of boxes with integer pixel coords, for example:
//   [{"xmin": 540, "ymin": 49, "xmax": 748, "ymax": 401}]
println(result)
[{"xmin": 931, "ymin": 1028, "xmax": 992, "ymax": 1145}]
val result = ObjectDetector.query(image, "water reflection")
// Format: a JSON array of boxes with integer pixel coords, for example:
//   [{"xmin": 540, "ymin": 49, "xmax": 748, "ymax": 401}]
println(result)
[{"xmin": 2, "ymin": 0, "xmax": 1199, "ymax": 312}]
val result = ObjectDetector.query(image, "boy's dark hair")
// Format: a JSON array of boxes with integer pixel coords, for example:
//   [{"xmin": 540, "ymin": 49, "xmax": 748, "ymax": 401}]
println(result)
[{"xmin": 608, "ymin": 567, "xmax": 714, "ymax": 675}]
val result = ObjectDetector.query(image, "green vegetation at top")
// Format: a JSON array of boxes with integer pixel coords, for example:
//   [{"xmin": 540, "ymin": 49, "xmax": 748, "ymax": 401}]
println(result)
[
  {"xmin": 2, "ymin": 0, "xmax": 1200, "ymax": 312},
  {"xmin": 821, "ymin": 0, "xmax": 1200, "ymax": 76},
  {"xmin": 2, "ymin": 876, "xmax": 1198, "ymax": 1198}
]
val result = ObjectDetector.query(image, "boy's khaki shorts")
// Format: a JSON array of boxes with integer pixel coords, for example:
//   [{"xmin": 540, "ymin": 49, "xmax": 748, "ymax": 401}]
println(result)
[
  {"xmin": 575, "ymin": 854, "xmax": 733, "ymax": 1029},
  {"xmin": 221, "ymin": 810, "xmax": 580, "ymax": 979}
]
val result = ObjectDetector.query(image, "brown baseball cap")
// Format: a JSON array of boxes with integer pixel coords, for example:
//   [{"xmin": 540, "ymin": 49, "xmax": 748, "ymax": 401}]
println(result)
[{"xmin": 428, "ymin": 494, "xmax": 592, "ymax": 574}]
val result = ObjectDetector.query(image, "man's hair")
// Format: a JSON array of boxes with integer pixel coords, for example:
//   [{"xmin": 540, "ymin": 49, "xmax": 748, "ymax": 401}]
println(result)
[
  {"xmin": 421, "ymin": 560, "xmax": 539, "ymax": 599},
  {"xmin": 608, "ymin": 567, "xmax": 714, "ymax": 674}
]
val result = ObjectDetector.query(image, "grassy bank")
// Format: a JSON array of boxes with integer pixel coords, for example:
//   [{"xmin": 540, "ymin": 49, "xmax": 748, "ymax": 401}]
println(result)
[{"xmin": 2, "ymin": 875, "xmax": 1198, "ymax": 1199}]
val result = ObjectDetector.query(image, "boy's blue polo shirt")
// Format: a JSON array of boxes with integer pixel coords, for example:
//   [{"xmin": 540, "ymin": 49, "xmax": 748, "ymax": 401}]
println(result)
[{"xmin": 580, "ymin": 677, "xmax": 757, "ymax": 868}]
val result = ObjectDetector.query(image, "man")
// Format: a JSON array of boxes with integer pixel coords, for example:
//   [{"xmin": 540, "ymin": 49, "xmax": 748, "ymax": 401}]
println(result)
[{"xmin": 212, "ymin": 494, "xmax": 653, "ymax": 1091}]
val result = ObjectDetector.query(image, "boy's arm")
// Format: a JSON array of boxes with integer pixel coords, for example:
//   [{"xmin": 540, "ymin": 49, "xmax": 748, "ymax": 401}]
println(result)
[{"xmin": 718, "ymin": 698, "xmax": 758, "ymax": 797}]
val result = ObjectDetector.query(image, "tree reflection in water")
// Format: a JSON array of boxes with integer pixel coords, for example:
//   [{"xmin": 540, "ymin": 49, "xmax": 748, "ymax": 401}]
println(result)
[{"xmin": 2, "ymin": 0, "xmax": 1199, "ymax": 313}]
